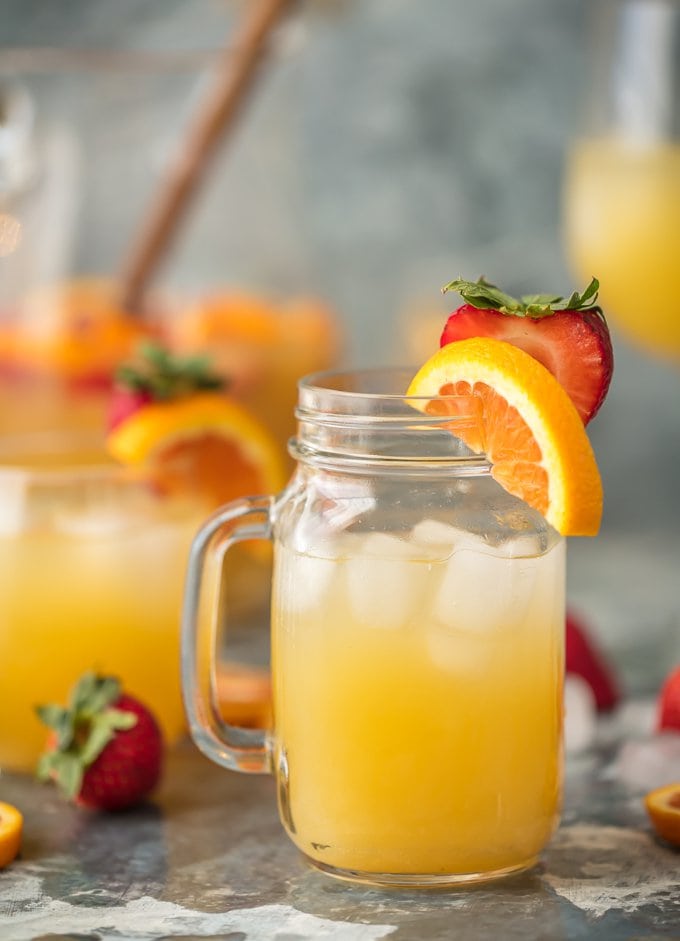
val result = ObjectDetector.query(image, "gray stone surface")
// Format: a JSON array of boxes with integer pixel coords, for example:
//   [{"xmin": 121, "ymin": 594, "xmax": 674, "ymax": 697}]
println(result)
[{"xmin": 1, "ymin": 734, "xmax": 679, "ymax": 940}]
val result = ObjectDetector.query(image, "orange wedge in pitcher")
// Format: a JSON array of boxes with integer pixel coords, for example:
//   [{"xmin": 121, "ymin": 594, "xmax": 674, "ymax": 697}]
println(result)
[
  {"xmin": 407, "ymin": 337, "xmax": 603, "ymax": 536},
  {"xmin": 6, "ymin": 278, "xmax": 153, "ymax": 383},
  {"xmin": 107, "ymin": 391, "xmax": 286, "ymax": 509}
]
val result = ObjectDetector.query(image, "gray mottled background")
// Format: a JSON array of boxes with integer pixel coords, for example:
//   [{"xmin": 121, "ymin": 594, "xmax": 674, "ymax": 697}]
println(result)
[{"xmin": 1, "ymin": 0, "xmax": 679, "ymax": 691}]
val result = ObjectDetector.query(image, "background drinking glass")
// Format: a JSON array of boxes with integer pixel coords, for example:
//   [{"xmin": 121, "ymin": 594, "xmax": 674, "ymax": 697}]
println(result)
[
  {"xmin": 563, "ymin": 0, "xmax": 680, "ymax": 362},
  {"xmin": 562, "ymin": 0, "xmax": 680, "ymax": 686}
]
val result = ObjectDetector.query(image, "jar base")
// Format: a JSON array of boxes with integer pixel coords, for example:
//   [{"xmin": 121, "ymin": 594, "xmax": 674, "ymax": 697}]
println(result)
[{"xmin": 304, "ymin": 854, "xmax": 540, "ymax": 888}]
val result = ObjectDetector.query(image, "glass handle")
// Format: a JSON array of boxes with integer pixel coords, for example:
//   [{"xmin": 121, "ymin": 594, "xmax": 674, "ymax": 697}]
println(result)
[{"xmin": 181, "ymin": 496, "xmax": 273, "ymax": 774}]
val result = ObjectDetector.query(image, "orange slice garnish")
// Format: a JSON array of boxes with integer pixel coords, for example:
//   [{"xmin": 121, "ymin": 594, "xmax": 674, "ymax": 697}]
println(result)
[
  {"xmin": 106, "ymin": 392, "xmax": 286, "ymax": 509},
  {"xmin": 0, "ymin": 801, "xmax": 23, "ymax": 868},
  {"xmin": 645, "ymin": 783, "xmax": 680, "ymax": 847},
  {"xmin": 406, "ymin": 337, "xmax": 603, "ymax": 536}
]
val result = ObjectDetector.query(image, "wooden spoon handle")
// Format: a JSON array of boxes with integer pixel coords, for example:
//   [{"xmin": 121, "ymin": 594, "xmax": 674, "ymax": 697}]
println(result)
[{"xmin": 120, "ymin": 0, "xmax": 298, "ymax": 313}]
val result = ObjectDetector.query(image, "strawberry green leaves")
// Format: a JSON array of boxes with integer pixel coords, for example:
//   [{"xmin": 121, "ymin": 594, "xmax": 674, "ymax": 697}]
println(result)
[
  {"xmin": 442, "ymin": 276, "xmax": 602, "ymax": 320},
  {"xmin": 35, "ymin": 673, "xmax": 138, "ymax": 800},
  {"xmin": 109, "ymin": 343, "xmax": 228, "ymax": 431},
  {"xmin": 116, "ymin": 342, "xmax": 225, "ymax": 400}
]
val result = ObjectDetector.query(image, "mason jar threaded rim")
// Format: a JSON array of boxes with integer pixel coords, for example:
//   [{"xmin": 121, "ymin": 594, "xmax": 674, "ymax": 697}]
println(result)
[{"xmin": 290, "ymin": 367, "xmax": 490, "ymax": 473}]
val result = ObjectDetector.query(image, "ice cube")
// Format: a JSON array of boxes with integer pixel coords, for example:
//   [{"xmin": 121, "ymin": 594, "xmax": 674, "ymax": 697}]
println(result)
[
  {"xmin": 345, "ymin": 532, "xmax": 430, "ymax": 630},
  {"xmin": 410, "ymin": 518, "xmax": 460, "ymax": 560},
  {"xmin": 564, "ymin": 674, "xmax": 597, "ymax": 754},
  {"xmin": 433, "ymin": 537, "xmax": 564, "ymax": 634},
  {"xmin": 496, "ymin": 533, "xmax": 549, "ymax": 559},
  {"xmin": 612, "ymin": 734, "xmax": 680, "ymax": 793},
  {"xmin": 275, "ymin": 539, "xmax": 351, "ymax": 615},
  {"xmin": 432, "ymin": 539, "xmax": 524, "ymax": 632}
]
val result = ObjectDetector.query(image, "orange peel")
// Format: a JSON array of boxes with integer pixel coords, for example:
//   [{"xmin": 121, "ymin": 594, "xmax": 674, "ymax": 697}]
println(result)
[
  {"xmin": 107, "ymin": 391, "xmax": 286, "ymax": 510},
  {"xmin": 407, "ymin": 337, "xmax": 603, "ymax": 536},
  {"xmin": 0, "ymin": 801, "xmax": 23, "ymax": 868},
  {"xmin": 644, "ymin": 783, "xmax": 680, "ymax": 847}
]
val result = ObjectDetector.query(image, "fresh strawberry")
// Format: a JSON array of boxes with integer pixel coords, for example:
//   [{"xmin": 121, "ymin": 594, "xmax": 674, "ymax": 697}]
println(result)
[
  {"xmin": 440, "ymin": 277, "xmax": 613, "ymax": 424},
  {"xmin": 107, "ymin": 386, "xmax": 154, "ymax": 431},
  {"xmin": 657, "ymin": 665, "xmax": 680, "ymax": 732},
  {"xmin": 566, "ymin": 611, "xmax": 620, "ymax": 712},
  {"xmin": 107, "ymin": 342, "xmax": 225, "ymax": 431},
  {"xmin": 36, "ymin": 673, "xmax": 163, "ymax": 811}
]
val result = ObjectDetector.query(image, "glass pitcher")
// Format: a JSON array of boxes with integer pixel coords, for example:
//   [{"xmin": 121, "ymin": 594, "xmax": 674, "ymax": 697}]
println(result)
[{"xmin": 182, "ymin": 368, "xmax": 565, "ymax": 887}]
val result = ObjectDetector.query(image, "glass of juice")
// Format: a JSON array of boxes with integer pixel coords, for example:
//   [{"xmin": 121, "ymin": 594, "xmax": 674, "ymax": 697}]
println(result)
[
  {"xmin": 563, "ymin": 0, "xmax": 680, "ymax": 362},
  {"xmin": 182, "ymin": 368, "xmax": 565, "ymax": 886},
  {"xmin": 0, "ymin": 432, "xmax": 203, "ymax": 772}
]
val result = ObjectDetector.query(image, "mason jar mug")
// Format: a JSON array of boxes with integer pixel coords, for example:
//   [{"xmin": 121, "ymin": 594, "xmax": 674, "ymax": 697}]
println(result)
[{"xmin": 181, "ymin": 368, "xmax": 565, "ymax": 887}]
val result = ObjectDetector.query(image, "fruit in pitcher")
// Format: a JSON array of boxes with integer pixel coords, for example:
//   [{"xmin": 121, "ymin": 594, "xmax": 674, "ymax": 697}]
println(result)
[
  {"xmin": 657, "ymin": 665, "xmax": 680, "ymax": 732},
  {"xmin": 163, "ymin": 290, "xmax": 343, "ymax": 465},
  {"xmin": 167, "ymin": 290, "xmax": 342, "ymax": 387},
  {"xmin": 645, "ymin": 783, "xmax": 680, "ymax": 847},
  {"xmin": 3, "ymin": 278, "xmax": 154, "ymax": 386},
  {"xmin": 0, "ymin": 802, "xmax": 23, "ymax": 868},
  {"xmin": 107, "ymin": 342, "xmax": 225, "ymax": 431},
  {"xmin": 36, "ymin": 673, "xmax": 163, "ymax": 811},
  {"xmin": 440, "ymin": 277, "xmax": 613, "ymax": 424},
  {"xmin": 106, "ymin": 344, "xmax": 286, "ymax": 510},
  {"xmin": 407, "ymin": 336, "xmax": 603, "ymax": 536}
]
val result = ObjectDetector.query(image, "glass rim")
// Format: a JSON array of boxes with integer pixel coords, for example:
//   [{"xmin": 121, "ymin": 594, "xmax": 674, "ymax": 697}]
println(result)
[
  {"xmin": 0, "ymin": 430, "xmax": 131, "ymax": 481},
  {"xmin": 296, "ymin": 366, "xmax": 482, "ymax": 431},
  {"xmin": 298, "ymin": 366, "xmax": 475, "ymax": 405},
  {"xmin": 293, "ymin": 367, "xmax": 487, "ymax": 470}
]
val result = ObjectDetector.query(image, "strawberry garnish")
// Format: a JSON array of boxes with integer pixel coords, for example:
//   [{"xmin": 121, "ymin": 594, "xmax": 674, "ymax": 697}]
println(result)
[
  {"xmin": 107, "ymin": 342, "xmax": 225, "ymax": 431},
  {"xmin": 36, "ymin": 673, "xmax": 163, "ymax": 811},
  {"xmin": 657, "ymin": 665, "xmax": 680, "ymax": 733},
  {"xmin": 566, "ymin": 611, "xmax": 620, "ymax": 712},
  {"xmin": 440, "ymin": 277, "xmax": 613, "ymax": 424}
]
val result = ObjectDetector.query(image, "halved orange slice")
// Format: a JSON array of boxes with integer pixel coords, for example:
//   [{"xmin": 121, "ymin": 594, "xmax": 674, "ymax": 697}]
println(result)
[
  {"xmin": 645, "ymin": 783, "xmax": 680, "ymax": 847},
  {"xmin": 407, "ymin": 337, "xmax": 603, "ymax": 536},
  {"xmin": 106, "ymin": 392, "xmax": 286, "ymax": 509},
  {"xmin": 0, "ymin": 801, "xmax": 23, "ymax": 868}
]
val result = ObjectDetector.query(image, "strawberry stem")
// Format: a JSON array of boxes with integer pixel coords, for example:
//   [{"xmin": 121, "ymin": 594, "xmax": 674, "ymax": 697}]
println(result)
[
  {"xmin": 115, "ymin": 342, "xmax": 225, "ymax": 400},
  {"xmin": 36, "ymin": 673, "xmax": 138, "ymax": 800},
  {"xmin": 442, "ymin": 276, "xmax": 604, "ymax": 320}
]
